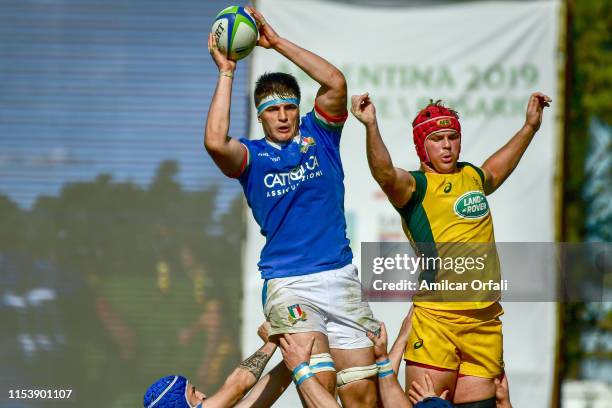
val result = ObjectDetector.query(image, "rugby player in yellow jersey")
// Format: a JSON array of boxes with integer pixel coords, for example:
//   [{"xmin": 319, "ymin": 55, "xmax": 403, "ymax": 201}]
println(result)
[{"xmin": 351, "ymin": 92, "xmax": 551, "ymax": 407}]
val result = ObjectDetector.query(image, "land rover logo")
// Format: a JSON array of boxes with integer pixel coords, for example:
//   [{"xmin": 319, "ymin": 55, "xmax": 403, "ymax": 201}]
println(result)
[{"xmin": 454, "ymin": 191, "xmax": 489, "ymax": 219}]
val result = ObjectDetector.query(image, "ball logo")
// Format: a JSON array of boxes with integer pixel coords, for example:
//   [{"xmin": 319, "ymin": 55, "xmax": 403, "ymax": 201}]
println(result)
[
  {"xmin": 213, "ymin": 26, "xmax": 225, "ymax": 45},
  {"xmin": 437, "ymin": 118, "xmax": 452, "ymax": 127},
  {"xmin": 454, "ymin": 191, "xmax": 489, "ymax": 219}
]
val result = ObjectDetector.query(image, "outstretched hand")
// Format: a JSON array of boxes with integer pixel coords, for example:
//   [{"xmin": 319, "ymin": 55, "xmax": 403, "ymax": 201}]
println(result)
[
  {"xmin": 524, "ymin": 92, "xmax": 551, "ymax": 132},
  {"xmin": 408, "ymin": 373, "xmax": 449, "ymax": 404},
  {"xmin": 351, "ymin": 93, "xmax": 377, "ymax": 126},
  {"xmin": 257, "ymin": 322, "xmax": 272, "ymax": 343},
  {"xmin": 495, "ymin": 374, "xmax": 512, "ymax": 407},
  {"xmin": 246, "ymin": 7, "xmax": 281, "ymax": 49},
  {"xmin": 207, "ymin": 32, "xmax": 236, "ymax": 72},
  {"xmin": 397, "ymin": 306, "xmax": 414, "ymax": 342},
  {"xmin": 366, "ymin": 322, "xmax": 389, "ymax": 361},
  {"xmin": 279, "ymin": 334, "xmax": 315, "ymax": 372}
]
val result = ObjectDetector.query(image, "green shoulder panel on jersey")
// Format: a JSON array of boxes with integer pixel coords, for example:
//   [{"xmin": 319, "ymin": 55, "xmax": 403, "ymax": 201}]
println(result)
[
  {"xmin": 459, "ymin": 162, "xmax": 486, "ymax": 186},
  {"xmin": 394, "ymin": 171, "xmax": 437, "ymax": 283}
]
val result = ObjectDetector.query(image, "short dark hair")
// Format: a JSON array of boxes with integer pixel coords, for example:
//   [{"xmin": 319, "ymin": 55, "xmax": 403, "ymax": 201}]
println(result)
[{"xmin": 254, "ymin": 72, "xmax": 301, "ymax": 106}]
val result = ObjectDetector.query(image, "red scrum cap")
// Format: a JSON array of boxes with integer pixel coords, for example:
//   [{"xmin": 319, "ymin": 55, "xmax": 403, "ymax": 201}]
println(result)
[{"xmin": 412, "ymin": 101, "xmax": 461, "ymax": 163}]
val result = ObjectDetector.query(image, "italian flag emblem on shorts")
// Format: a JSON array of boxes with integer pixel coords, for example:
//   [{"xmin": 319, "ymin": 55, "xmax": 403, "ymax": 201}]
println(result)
[{"xmin": 288, "ymin": 304, "xmax": 307, "ymax": 324}]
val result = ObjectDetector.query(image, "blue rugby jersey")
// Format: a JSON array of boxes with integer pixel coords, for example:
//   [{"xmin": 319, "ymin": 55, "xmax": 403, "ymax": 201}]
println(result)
[{"xmin": 237, "ymin": 106, "xmax": 352, "ymax": 279}]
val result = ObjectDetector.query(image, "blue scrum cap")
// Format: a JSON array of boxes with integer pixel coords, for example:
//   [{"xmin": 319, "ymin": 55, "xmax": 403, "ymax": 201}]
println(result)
[{"xmin": 144, "ymin": 375, "xmax": 199, "ymax": 408}]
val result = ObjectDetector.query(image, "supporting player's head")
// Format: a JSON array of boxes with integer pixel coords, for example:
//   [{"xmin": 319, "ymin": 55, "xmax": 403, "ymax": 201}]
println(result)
[
  {"xmin": 412, "ymin": 100, "xmax": 461, "ymax": 173},
  {"xmin": 254, "ymin": 72, "xmax": 301, "ymax": 143},
  {"xmin": 144, "ymin": 375, "xmax": 206, "ymax": 408}
]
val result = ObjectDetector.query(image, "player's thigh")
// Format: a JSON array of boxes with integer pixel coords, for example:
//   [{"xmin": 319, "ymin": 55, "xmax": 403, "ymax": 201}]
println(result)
[
  {"xmin": 453, "ymin": 375, "xmax": 496, "ymax": 404},
  {"xmin": 331, "ymin": 347, "xmax": 378, "ymax": 408},
  {"xmin": 288, "ymin": 331, "xmax": 336, "ymax": 393},
  {"xmin": 289, "ymin": 331, "xmax": 331, "ymax": 356},
  {"xmin": 405, "ymin": 362, "xmax": 457, "ymax": 404},
  {"xmin": 330, "ymin": 346, "xmax": 375, "ymax": 369}
]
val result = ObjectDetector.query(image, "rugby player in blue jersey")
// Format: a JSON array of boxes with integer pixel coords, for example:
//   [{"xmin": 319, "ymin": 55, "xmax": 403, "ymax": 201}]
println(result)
[{"xmin": 204, "ymin": 7, "xmax": 380, "ymax": 407}]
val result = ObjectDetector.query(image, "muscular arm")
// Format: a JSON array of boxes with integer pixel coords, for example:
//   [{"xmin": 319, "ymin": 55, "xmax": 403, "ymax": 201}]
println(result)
[
  {"xmin": 276, "ymin": 334, "xmax": 340, "ymax": 408},
  {"xmin": 378, "ymin": 371, "xmax": 411, "ymax": 408},
  {"xmin": 365, "ymin": 119, "xmax": 415, "ymax": 207},
  {"xmin": 296, "ymin": 376, "xmax": 341, "ymax": 408},
  {"xmin": 481, "ymin": 92, "xmax": 551, "ymax": 194},
  {"xmin": 275, "ymin": 38, "xmax": 346, "ymax": 115},
  {"xmin": 249, "ymin": 8, "xmax": 346, "ymax": 116},
  {"xmin": 233, "ymin": 362, "xmax": 292, "ymax": 408},
  {"xmin": 203, "ymin": 33, "xmax": 248, "ymax": 177},
  {"xmin": 365, "ymin": 323, "xmax": 411, "ymax": 408},
  {"xmin": 389, "ymin": 333, "xmax": 408, "ymax": 374},
  {"xmin": 389, "ymin": 309, "xmax": 414, "ymax": 374},
  {"xmin": 480, "ymin": 124, "xmax": 537, "ymax": 195},
  {"xmin": 203, "ymin": 342, "xmax": 277, "ymax": 408},
  {"xmin": 352, "ymin": 94, "xmax": 415, "ymax": 207}
]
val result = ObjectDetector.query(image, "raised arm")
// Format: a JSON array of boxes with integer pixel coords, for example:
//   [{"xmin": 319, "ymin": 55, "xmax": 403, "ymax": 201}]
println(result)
[
  {"xmin": 278, "ymin": 335, "xmax": 341, "ymax": 408},
  {"xmin": 203, "ymin": 341, "xmax": 277, "ymax": 408},
  {"xmin": 233, "ymin": 362, "xmax": 292, "ymax": 408},
  {"xmin": 351, "ymin": 93, "xmax": 415, "ymax": 208},
  {"xmin": 204, "ymin": 33, "xmax": 249, "ymax": 178},
  {"xmin": 234, "ymin": 323, "xmax": 292, "ymax": 407},
  {"xmin": 366, "ymin": 323, "xmax": 411, "ymax": 408},
  {"xmin": 248, "ymin": 8, "xmax": 346, "ymax": 116},
  {"xmin": 389, "ymin": 307, "xmax": 414, "ymax": 374},
  {"xmin": 481, "ymin": 92, "xmax": 551, "ymax": 194}
]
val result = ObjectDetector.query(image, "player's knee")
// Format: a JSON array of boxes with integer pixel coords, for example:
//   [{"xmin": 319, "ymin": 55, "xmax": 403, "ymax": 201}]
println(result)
[
  {"xmin": 336, "ymin": 370, "xmax": 378, "ymax": 408},
  {"xmin": 454, "ymin": 397, "xmax": 496, "ymax": 408}
]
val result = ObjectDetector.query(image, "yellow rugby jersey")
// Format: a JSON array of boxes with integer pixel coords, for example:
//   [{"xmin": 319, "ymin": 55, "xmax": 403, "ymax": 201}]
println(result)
[{"xmin": 395, "ymin": 162, "xmax": 501, "ymax": 310}]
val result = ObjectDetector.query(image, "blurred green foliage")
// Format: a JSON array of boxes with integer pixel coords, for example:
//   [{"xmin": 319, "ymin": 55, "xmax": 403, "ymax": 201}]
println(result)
[
  {"xmin": 562, "ymin": 0, "xmax": 612, "ymax": 381},
  {"xmin": 0, "ymin": 161, "xmax": 243, "ymax": 407}
]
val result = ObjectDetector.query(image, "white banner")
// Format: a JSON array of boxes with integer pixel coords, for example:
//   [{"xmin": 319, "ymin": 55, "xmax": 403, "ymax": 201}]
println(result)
[{"xmin": 243, "ymin": 1, "xmax": 561, "ymax": 406}]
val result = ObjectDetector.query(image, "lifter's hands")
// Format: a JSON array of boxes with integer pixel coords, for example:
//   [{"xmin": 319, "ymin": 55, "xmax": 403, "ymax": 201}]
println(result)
[
  {"xmin": 408, "ymin": 374, "xmax": 449, "ymax": 404},
  {"xmin": 351, "ymin": 93, "xmax": 377, "ymax": 126},
  {"xmin": 279, "ymin": 334, "xmax": 315, "ymax": 372},
  {"xmin": 495, "ymin": 374, "xmax": 512, "ymax": 408},
  {"xmin": 524, "ymin": 92, "xmax": 551, "ymax": 132},
  {"xmin": 397, "ymin": 307, "xmax": 414, "ymax": 343},
  {"xmin": 208, "ymin": 33, "xmax": 236, "ymax": 72},
  {"xmin": 246, "ymin": 7, "xmax": 281, "ymax": 49},
  {"xmin": 257, "ymin": 322, "xmax": 272, "ymax": 343},
  {"xmin": 366, "ymin": 322, "xmax": 389, "ymax": 362}
]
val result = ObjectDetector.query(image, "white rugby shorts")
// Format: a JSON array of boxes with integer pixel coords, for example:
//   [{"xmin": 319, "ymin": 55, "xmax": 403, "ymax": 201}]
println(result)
[{"xmin": 262, "ymin": 264, "xmax": 380, "ymax": 349}]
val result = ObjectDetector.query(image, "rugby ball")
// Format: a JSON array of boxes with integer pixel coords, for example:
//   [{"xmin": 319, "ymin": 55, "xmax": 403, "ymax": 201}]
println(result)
[{"xmin": 211, "ymin": 6, "xmax": 258, "ymax": 61}]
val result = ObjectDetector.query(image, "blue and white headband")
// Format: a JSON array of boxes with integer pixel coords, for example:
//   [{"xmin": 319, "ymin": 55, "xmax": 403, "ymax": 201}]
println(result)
[
  {"xmin": 144, "ymin": 375, "xmax": 202, "ymax": 408},
  {"xmin": 256, "ymin": 94, "xmax": 300, "ymax": 116}
]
